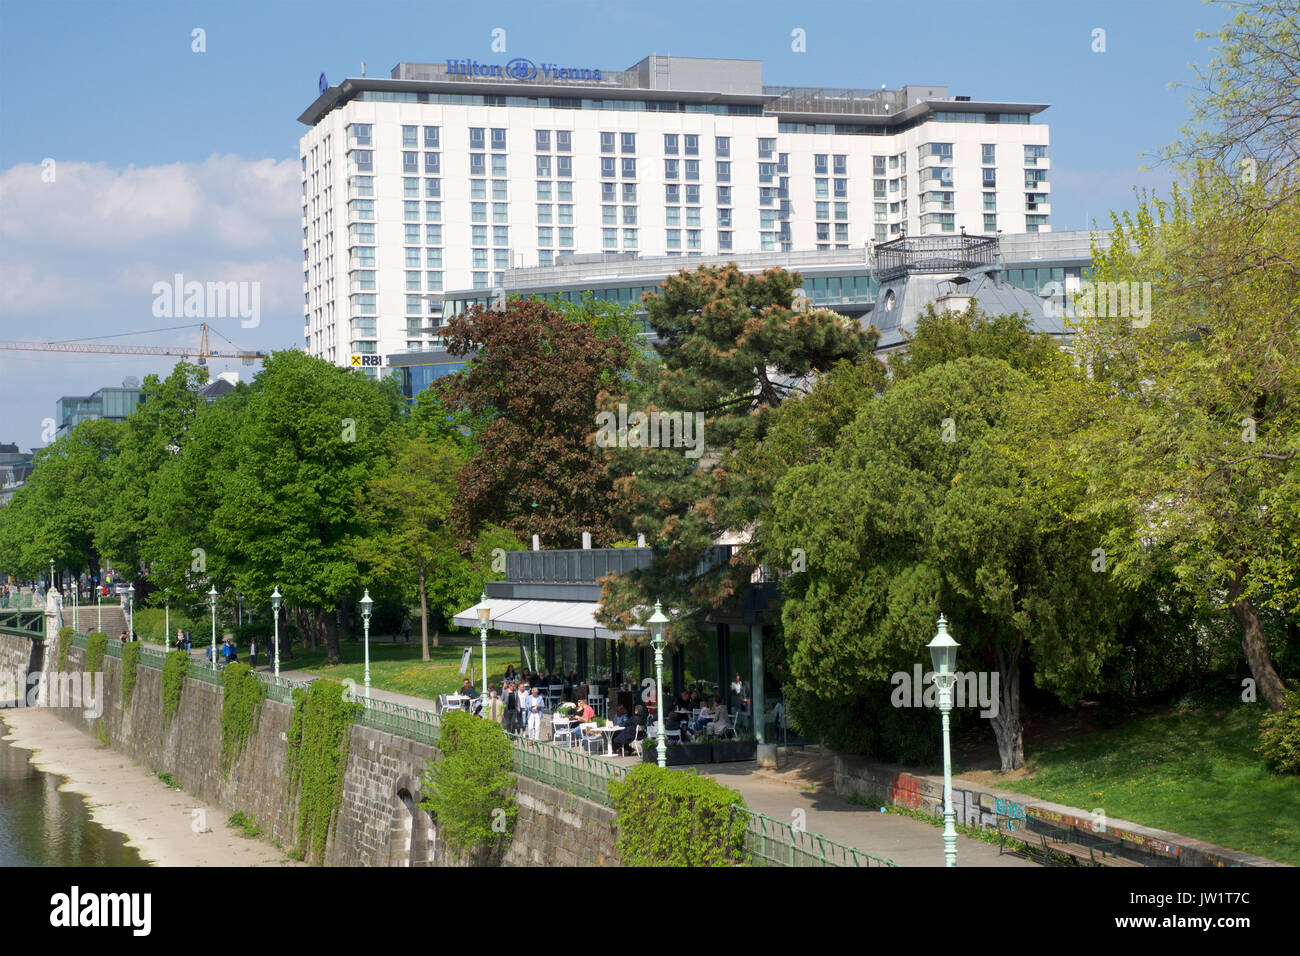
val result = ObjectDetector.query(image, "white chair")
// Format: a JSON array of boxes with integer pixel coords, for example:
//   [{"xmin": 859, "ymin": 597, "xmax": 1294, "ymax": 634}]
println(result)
[
  {"xmin": 665, "ymin": 727, "xmax": 681, "ymax": 743},
  {"xmin": 588, "ymin": 692, "xmax": 606, "ymax": 718},
  {"xmin": 552, "ymin": 715, "xmax": 574, "ymax": 747},
  {"xmin": 629, "ymin": 723, "xmax": 647, "ymax": 758},
  {"xmin": 547, "ymin": 684, "xmax": 563, "ymax": 708}
]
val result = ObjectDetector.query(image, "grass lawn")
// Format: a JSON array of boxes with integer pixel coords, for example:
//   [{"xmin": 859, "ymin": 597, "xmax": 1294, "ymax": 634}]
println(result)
[
  {"xmin": 273, "ymin": 638, "xmax": 525, "ymax": 701},
  {"xmin": 978, "ymin": 704, "xmax": 1300, "ymax": 865}
]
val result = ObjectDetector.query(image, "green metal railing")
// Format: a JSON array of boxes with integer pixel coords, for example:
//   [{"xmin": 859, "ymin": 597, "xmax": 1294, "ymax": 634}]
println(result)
[
  {"xmin": 506, "ymin": 731, "xmax": 629, "ymax": 805},
  {"xmin": 356, "ymin": 694, "xmax": 441, "ymax": 745},
  {"xmin": 735, "ymin": 807, "xmax": 895, "ymax": 867}
]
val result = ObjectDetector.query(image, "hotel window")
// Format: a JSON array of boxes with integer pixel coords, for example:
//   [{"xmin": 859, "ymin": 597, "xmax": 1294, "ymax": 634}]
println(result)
[
  {"xmin": 404, "ymin": 247, "xmax": 419, "ymax": 267},
  {"xmin": 621, "ymin": 132, "xmax": 636, "ymax": 154},
  {"xmin": 984, "ymin": 214, "xmax": 997, "ymax": 232},
  {"xmin": 777, "ymin": 153, "xmax": 789, "ymax": 174},
  {"xmin": 620, "ymin": 205, "xmax": 636, "ymax": 225},
  {"xmin": 601, "ymin": 205, "xmax": 615, "ymax": 224},
  {"xmin": 406, "ymin": 270, "xmax": 421, "ymax": 291},
  {"xmin": 666, "ymin": 229, "xmax": 681, "ymax": 249},
  {"xmin": 559, "ymin": 227, "xmax": 574, "ymax": 247},
  {"xmin": 815, "ymin": 178, "xmax": 829, "ymax": 199},
  {"xmin": 470, "ymin": 154, "xmax": 485, "ymax": 175},
  {"xmin": 717, "ymin": 208, "xmax": 732, "ymax": 227},
  {"xmin": 718, "ymin": 230, "xmax": 732, "ymax": 250},
  {"xmin": 716, "ymin": 161, "xmax": 731, "ymax": 182},
  {"xmin": 472, "ymin": 249, "xmax": 488, "ymax": 268},
  {"xmin": 557, "ymin": 156, "xmax": 572, "ymax": 178},
  {"xmin": 835, "ymin": 223, "xmax": 849, "ymax": 242},
  {"xmin": 469, "ymin": 128, "xmax": 485, "ymax": 150},
  {"xmin": 473, "ymin": 273, "xmax": 489, "ymax": 289},
  {"xmin": 538, "ymin": 226, "xmax": 554, "ymax": 245},
  {"xmin": 489, "ymin": 128, "xmax": 506, "ymax": 151},
  {"xmin": 1026, "ymin": 193, "xmax": 1048, "ymax": 211},
  {"xmin": 425, "ymin": 249, "xmax": 442, "ymax": 267},
  {"xmin": 402, "ymin": 152, "xmax": 418, "ymax": 173},
  {"xmin": 492, "ymin": 203, "xmax": 508, "ymax": 223},
  {"xmin": 684, "ymin": 135, "xmax": 699, "ymax": 156},
  {"xmin": 816, "ymin": 223, "xmax": 830, "ymax": 241},
  {"xmin": 600, "ymin": 182, "xmax": 615, "ymax": 202},
  {"xmin": 425, "ymin": 152, "xmax": 440, "ymax": 174},
  {"xmin": 351, "ymin": 150, "xmax": 373, "ymax": 172},
  {"xmin": 402, "ymin": 224, "xmax": 419, "ymax": 243},
  {"xmin": 982, "ymin": 144, "xmax": 996, "ymax": 165},
  {"xmin": 759, "ymin": 163, "xmax": 775, "ymax": 183},
  {"xmin": 601, "ymin": 157, "xmax": 616, "ymax": 178},
  {"xmin": 716, "ymin": 136, "xmax": 730, "ymax": 157},
  {"xmin": 405, "ymin": 293, "xmax": 423, "ymax": 314},
  {"xmin": 761, "ymin": 209, "xmax": 777, "ymax": 230},
  {"xmin": 401, "ymin": 200, "xmax": 418, "ymax": 220},
  {"xmin": 665, "ymin": 159, "xmax": 680, "ymax": 180},
  {"xmin": 537, "ymin": 181, "xmax": 553, "ymax": 200},
  {"xmin": 494, "ymin": 249, "xmax": 509, "ymax": 269},
  {"xmin": 426, "ymin": 271, "xmax": 442, "ymax": 290},
  {"xmin": 426, "ymin": 178, "xmax": 441, "ymax": 197},
  {"xmin": 351, "ymin": 199, "xmax": 375, "ymax": 220},
  {"xmin": 492, "ymin": 180, "xmax": 507, "ymax": 199},
  {"xmin": 556, "ymin": 130, "xmax": 571, "ymax": 152},
  {"xmin": 602, "ymin": 228, "xmax": 618, "ymax": 249},
  {"xmin": 832, "ymin": 154, "xmax": 847, "ymax": 175},
  {"xmin": 872, "ymin": 155, "xmax": 886, "ymax": 176},
  {"xmin": 1026, "ymin": 214, "xmax": 1048, "ymax": 232},
  {"xmin": 685, "ymin": 206, "xmax": 700, "ymax": 227},
  {"xmin": 356, "ymin": 247, "xmax": 376, "ymax": 267},
  {"xmin": 623, "ymin": 229, "xmax": 637, "ymax": 248},
  {"xmin": 600, "ymin": 132, "xmax": 615, "ymax": 153},
  {"xmin": 424, "ymin": 126, "xmax": 440, "ymax": 148},
  {"xmin": 984, "ymin": 192, "xmax": 997, "ymax": 211},
  {"xmin": 491, "ymin": 155, "xmax": 507, "ymax": 176},
  {"xmin": 350, "ymin": 124, "xmax": 372, "ymax": 146},
  {"xmin": 471, "ymin": 225, "xmax": 486, "ymax": 244},
  {"xmin": 493, "ymin": 226, "xmax": 509, "ymax": 245},
  {"xmin": 1025, "ymin": 168, "xmax": 1048, "ymax": 188},
  {"xmin": 813, "ymin": 154, "xmax": 828, "ymax": 175},
  {"xmin": 664, "ymin": 133, "xmax": 678, "ymax": 155},
  {"xmin": 834, "ymin": 178, "xmax": 847, "ymax": 198},
  {"xmin": 352, "ymin": 175, "xmax": 374, "ymax": 197},
  {"xmin": 535, "ymin": 156, "xmax": 551, "ymax": 177},
  {"xmin": 759, "ymin": 138, "xmax": 775, "ymax": 158},
  {"xmin": 983, "ymin": 168, "xmax": 997, "ymax": 187},
  {"xmin": 684, "ymin": 184, "xmax": 699, "ymax": 204},
  {"xmin": 762, "ymin": 232, "xmax": 776, "ymax": 251},
  {"xmin": 665, "ymin": 184, "xmax": 680, "ymax": 203},
  {"xmin": 760, "ymin": 186, "xmax": 776, "ymax": 207},
  {"xmin": 834, "ymin": 202, "xmax": 848, "ymax": 221},
  {"xmin": 687, "ymin": 229, "xmax": 701, "ymax": 249},
  {"xmin": 402, "ymin": 177, "xmax": 418, "ymax": 198},
  {"xmin": 874, "ymin": 202, "xmax": 888, "ymax": 222},
  {"xmin": 402, "ymin": 125, "xmax": 417, "ymax": 148},
  {"xmin": 622, "ymin": 158, "xmax": 637, "ymax": 178},
  {"xmin": 620, "ymin": 183, "xmax": 635, "ymax": 202},
  {"xmin": 471, "ymin": 179, "xmax": 487, "ymax": 199},
  {"xmin": 540, "ymin": 204, "xmax": 554, "ymax": 223},
  {"xmin": 717, "ymin": 185, "xmax": 732, "ymax": 205},
  {"xmin": 665, "ymin": 206, "xmax": 680, "ymax": 226},
  {"xmin": 424, "ymin": 225, "xmax": 442, "ymax": 245},
  {"xmin": 875, "ymin": 224, "xmax": 888, "ymax": 242},
  {"xmin": 890, "ymin": 202, "xmax": 900, "ymax": 215},
  {"xmin": 816, "ymin": 201, "xmax": 829, "ymax": 220},
  {"xmin": 354, "ymin": 270, "xmax": 376, "ymax": 291},
  {"xmin": 685, "ymin": 160, "xmax": 699, "ymax": 180},
  {"xmin": 558, "ymin": 204, "xmax": 573, "ymax": 223},
  {"xmin": 1025, "ymin": 144, "xmax": 1047, "ymax": 163}
]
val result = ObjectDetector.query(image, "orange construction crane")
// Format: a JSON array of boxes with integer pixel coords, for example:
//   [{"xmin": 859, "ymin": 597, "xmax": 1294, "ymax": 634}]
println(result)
[{"xmin": 0, "ymin": 322, "xmax": 266, "ymax": 366}]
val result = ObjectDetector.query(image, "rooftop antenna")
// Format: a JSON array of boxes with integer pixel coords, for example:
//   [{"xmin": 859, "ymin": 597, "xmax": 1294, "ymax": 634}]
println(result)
[{"xmin": 361, "ymin": 60, "xmax": 366, "ymax": 77}]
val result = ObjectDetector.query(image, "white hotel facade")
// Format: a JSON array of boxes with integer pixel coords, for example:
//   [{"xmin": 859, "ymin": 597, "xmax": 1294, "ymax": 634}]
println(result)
[{"xmin": 297, "ymin": 55, "xmax": 1050, "ymax": 366}]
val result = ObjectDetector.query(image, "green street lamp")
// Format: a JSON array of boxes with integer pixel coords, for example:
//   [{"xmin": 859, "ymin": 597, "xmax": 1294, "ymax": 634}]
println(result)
[
  {"xmin": 476, "ymin": 594, "xmax": 491, "ymax": 699},
  {"xmin": 647, "ymin": 600, "xmax": 669, "ymax": 769},
  {"xmin": 360, "ymin": 589, "xmax": 373, "ymax": 697},
  {"xmin": 96, "ymin": 581, "xmax": 102, "ymax": 632},
  {"xmin": 49, "ymin": 558, "xmax": 54, "ymax": 592},
  {"xmin": 164, "ymin": 588, "xmax": 170, "ymax": 646},
  {"xmin": 927, "ymin": 614, "xmax": 960, "ymax": 867},
  {"xmin": 71, "ymin": 571, "xmax": 78, "ymax": 632},
  {"xmin": 271, "ymin": 587, "xmax": 282, "ymax": 679},
  {"xmin": 126, "ymin": 583, "xmax": 135, "ymax": 640},
  {"xmin": 207, "ymin": 586, "xmax": 218, "ymax": 670}
]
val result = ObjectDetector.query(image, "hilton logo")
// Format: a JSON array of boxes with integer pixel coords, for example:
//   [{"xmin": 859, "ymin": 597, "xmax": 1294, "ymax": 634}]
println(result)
[{"xmin": 445, "ymin": 57, "xmax": 603, "ymax": 82}]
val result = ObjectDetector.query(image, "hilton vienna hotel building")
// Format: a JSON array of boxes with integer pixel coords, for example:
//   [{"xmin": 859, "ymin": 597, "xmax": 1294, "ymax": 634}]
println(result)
[{"xmin": 297, "ymin": 55, "xmax": 1051, "ymax": 366}]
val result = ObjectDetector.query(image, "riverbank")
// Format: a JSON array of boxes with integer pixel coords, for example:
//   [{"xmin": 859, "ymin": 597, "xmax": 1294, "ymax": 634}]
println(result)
[{"xmin": 0, "ymin": 707, "xmax": 299, "ymax": 867}]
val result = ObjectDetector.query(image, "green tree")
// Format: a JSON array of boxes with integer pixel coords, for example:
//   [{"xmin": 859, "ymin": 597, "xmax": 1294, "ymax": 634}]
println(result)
[{"xmin": 419, "ymin": 710, "xmax": 517, "ymax": 863}]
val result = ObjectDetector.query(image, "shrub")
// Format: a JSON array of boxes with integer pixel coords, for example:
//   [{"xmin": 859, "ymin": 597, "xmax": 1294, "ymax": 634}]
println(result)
[
  {"xmin": 286, "ymin": 679, "xmax": 361, "ymax": 865},
  {"xmin": 160, "ymin": 651, "xmax": 189, "ymax": 730},
  {"xmin": 1258, "ymin": 682, "xmax": 1300, "ymax": 774},
  {"xmin": 84, "ymin": 632, "xmax": 108, "ymax": 677},
  {"xmin": 608, "ymin": 762, "xmax": 748, "ymax": 866},
  {"xmin": 120, "ymin": 641, "xmax": 142, "ymax": 706},
  {"xmin": 57, "ymin": 626, "xmax": 76, "ymax": 671},
  {"xmin": 419, "ymin": 710, "xmax": 517, "ymax": 863},
  {"xmin": 220, "ymin": 662, "xmax": 266, "ymax": 773}
]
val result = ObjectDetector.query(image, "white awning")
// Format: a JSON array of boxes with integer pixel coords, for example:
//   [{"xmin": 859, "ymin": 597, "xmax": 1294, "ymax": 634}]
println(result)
[{"xmin": 452, "ymin": 597, "xmax": 646, "ymax": 641}]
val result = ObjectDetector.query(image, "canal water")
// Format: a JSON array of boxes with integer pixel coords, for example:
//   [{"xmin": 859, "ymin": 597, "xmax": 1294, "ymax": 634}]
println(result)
[{"xmin": 0, "ymin": 731, "xmax": 145, "ymax": 866}]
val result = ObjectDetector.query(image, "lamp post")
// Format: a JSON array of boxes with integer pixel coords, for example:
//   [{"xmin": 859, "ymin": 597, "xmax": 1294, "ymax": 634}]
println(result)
[
  {"xmin": 164, "ymin": 588, "xmax": 170, "ymax": 646},
  {"xmin": 207, "ymin": 586, "xmax": 218, "ymax": 670},
  {"xmin": 49, "ymin": 558, "xmax": 54, "ymax": 592},
  {"xmin": 126, "ymin": 583, "xmax": 135, "ymax": 640},
  {"xmin": 71, "ymin": 572, "xmax": 78, "ymax": 631},
  {"xmin": 647, "ymin": 600, "xmax": 669, "ymax": 768},
  {"xmin": 271, "ymin": 587, "xmax": 282, "ymax": 679},
  {"xmin": 96, "ymin": 582, "xmax": 101, "ymax": 632},
  {"xmin": 927, "ymin": 614, "xmax": 960, "ymax": 867},
  {"xmin": 360, "ymin": 589, "xmax": 373, "ymax": 697},
  {"xmin": 476, "ymin": 593, "xmax": 491, "ymax": 699}
]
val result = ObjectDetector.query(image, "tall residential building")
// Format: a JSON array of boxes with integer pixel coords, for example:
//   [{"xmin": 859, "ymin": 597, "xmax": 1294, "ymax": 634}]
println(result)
[{"xmin": 297, "ymin": 54, "xmax": 1050, "ymax": 367}]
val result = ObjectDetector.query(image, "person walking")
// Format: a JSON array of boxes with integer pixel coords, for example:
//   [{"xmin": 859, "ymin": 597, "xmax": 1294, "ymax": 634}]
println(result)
[{"xmin": 524, "ymin": 687, "xmax": 545, "ymax": 741}]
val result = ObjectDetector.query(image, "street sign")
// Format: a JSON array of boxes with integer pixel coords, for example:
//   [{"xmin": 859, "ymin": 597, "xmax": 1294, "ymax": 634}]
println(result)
[{"xmin": 458, "ymin": 647, "xmax": 472, "ymax": 675}]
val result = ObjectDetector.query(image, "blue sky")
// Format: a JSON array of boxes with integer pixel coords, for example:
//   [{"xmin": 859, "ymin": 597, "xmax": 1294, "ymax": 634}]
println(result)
[{"xmin": 0, "ymin": 0, "xmax": 1226, "ymax": 450}]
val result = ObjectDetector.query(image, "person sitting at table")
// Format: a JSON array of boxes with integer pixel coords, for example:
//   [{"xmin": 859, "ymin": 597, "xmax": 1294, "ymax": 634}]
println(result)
[
  {"xmin": 676, "ymin": 690, "xmax": 692, "ymax": 714},
  {"xmin": 569, "ymin": 699, "xmax": 596, "ymax": 745},
  {"xmin": 612, "ymin": 704, "xmax": 646, "ymax": 756},
  {"xmin": 690, "ymin": 700, "xmax": 713, "ymax": 735},
  {"xmin": 664, "ymin": 710, "xmax": 692, "ymax": 743},
  {"xmin": 688, "ymin": 689, "xmax": 702, "ymax": 711},
  {"xmin": 612, "ymin": 705, "xmax": 628, "ymax": 728},
  {"xmin": 703, "ymin": 697, "xmax": 731, "ymax": 738}
]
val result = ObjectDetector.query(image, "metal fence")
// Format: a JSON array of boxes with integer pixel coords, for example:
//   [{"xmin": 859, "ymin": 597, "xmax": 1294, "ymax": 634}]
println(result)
[
  {"xmin": 735, "ymin": 807, "xmax": 895, "ymax": 867},
  {"xmin": 506, "ymin": 731, "xmax": 629, "ymax": 805}
]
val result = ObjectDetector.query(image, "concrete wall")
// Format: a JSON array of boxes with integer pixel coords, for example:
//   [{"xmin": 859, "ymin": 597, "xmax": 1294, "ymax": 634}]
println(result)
[
  {"xmin": 0, "ymin": 631, "xmax": 619, "ymax": 867},
  {"xmin": 834, "ymin": 755, "xmax": 1285, "ymax": 868},
  {"xmin": 0, "ymin": 630, "xmax": 40, "ymax": 706}
]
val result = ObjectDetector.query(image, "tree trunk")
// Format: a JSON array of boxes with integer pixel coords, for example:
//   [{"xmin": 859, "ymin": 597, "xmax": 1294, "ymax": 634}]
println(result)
[
  {"xmin": 1226, "ymin": 569, "xmax": 1288, "ymax": 711},
  {"xmin": 418, "ymin": 555, "xmax": 430, "ymax": 662},
  {"xmin": 989, "ymin": 636, "xmax": 1025, "ymax": 772},
  {"xmin": 323, "ymin": 608, "xmax": 340, "ymax": 664}
]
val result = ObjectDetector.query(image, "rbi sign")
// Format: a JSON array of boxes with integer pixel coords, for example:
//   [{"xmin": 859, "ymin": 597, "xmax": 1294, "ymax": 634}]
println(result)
[{"xmin": 350, "ymin": 354, "xmax": 382, "ymax": 367}]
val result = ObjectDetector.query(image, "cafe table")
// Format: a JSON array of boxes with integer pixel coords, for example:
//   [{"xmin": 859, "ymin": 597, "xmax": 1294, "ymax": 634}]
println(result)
[{"xmin": 593, "ymin": 723, "xmax": 622, "ymax": 756}]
